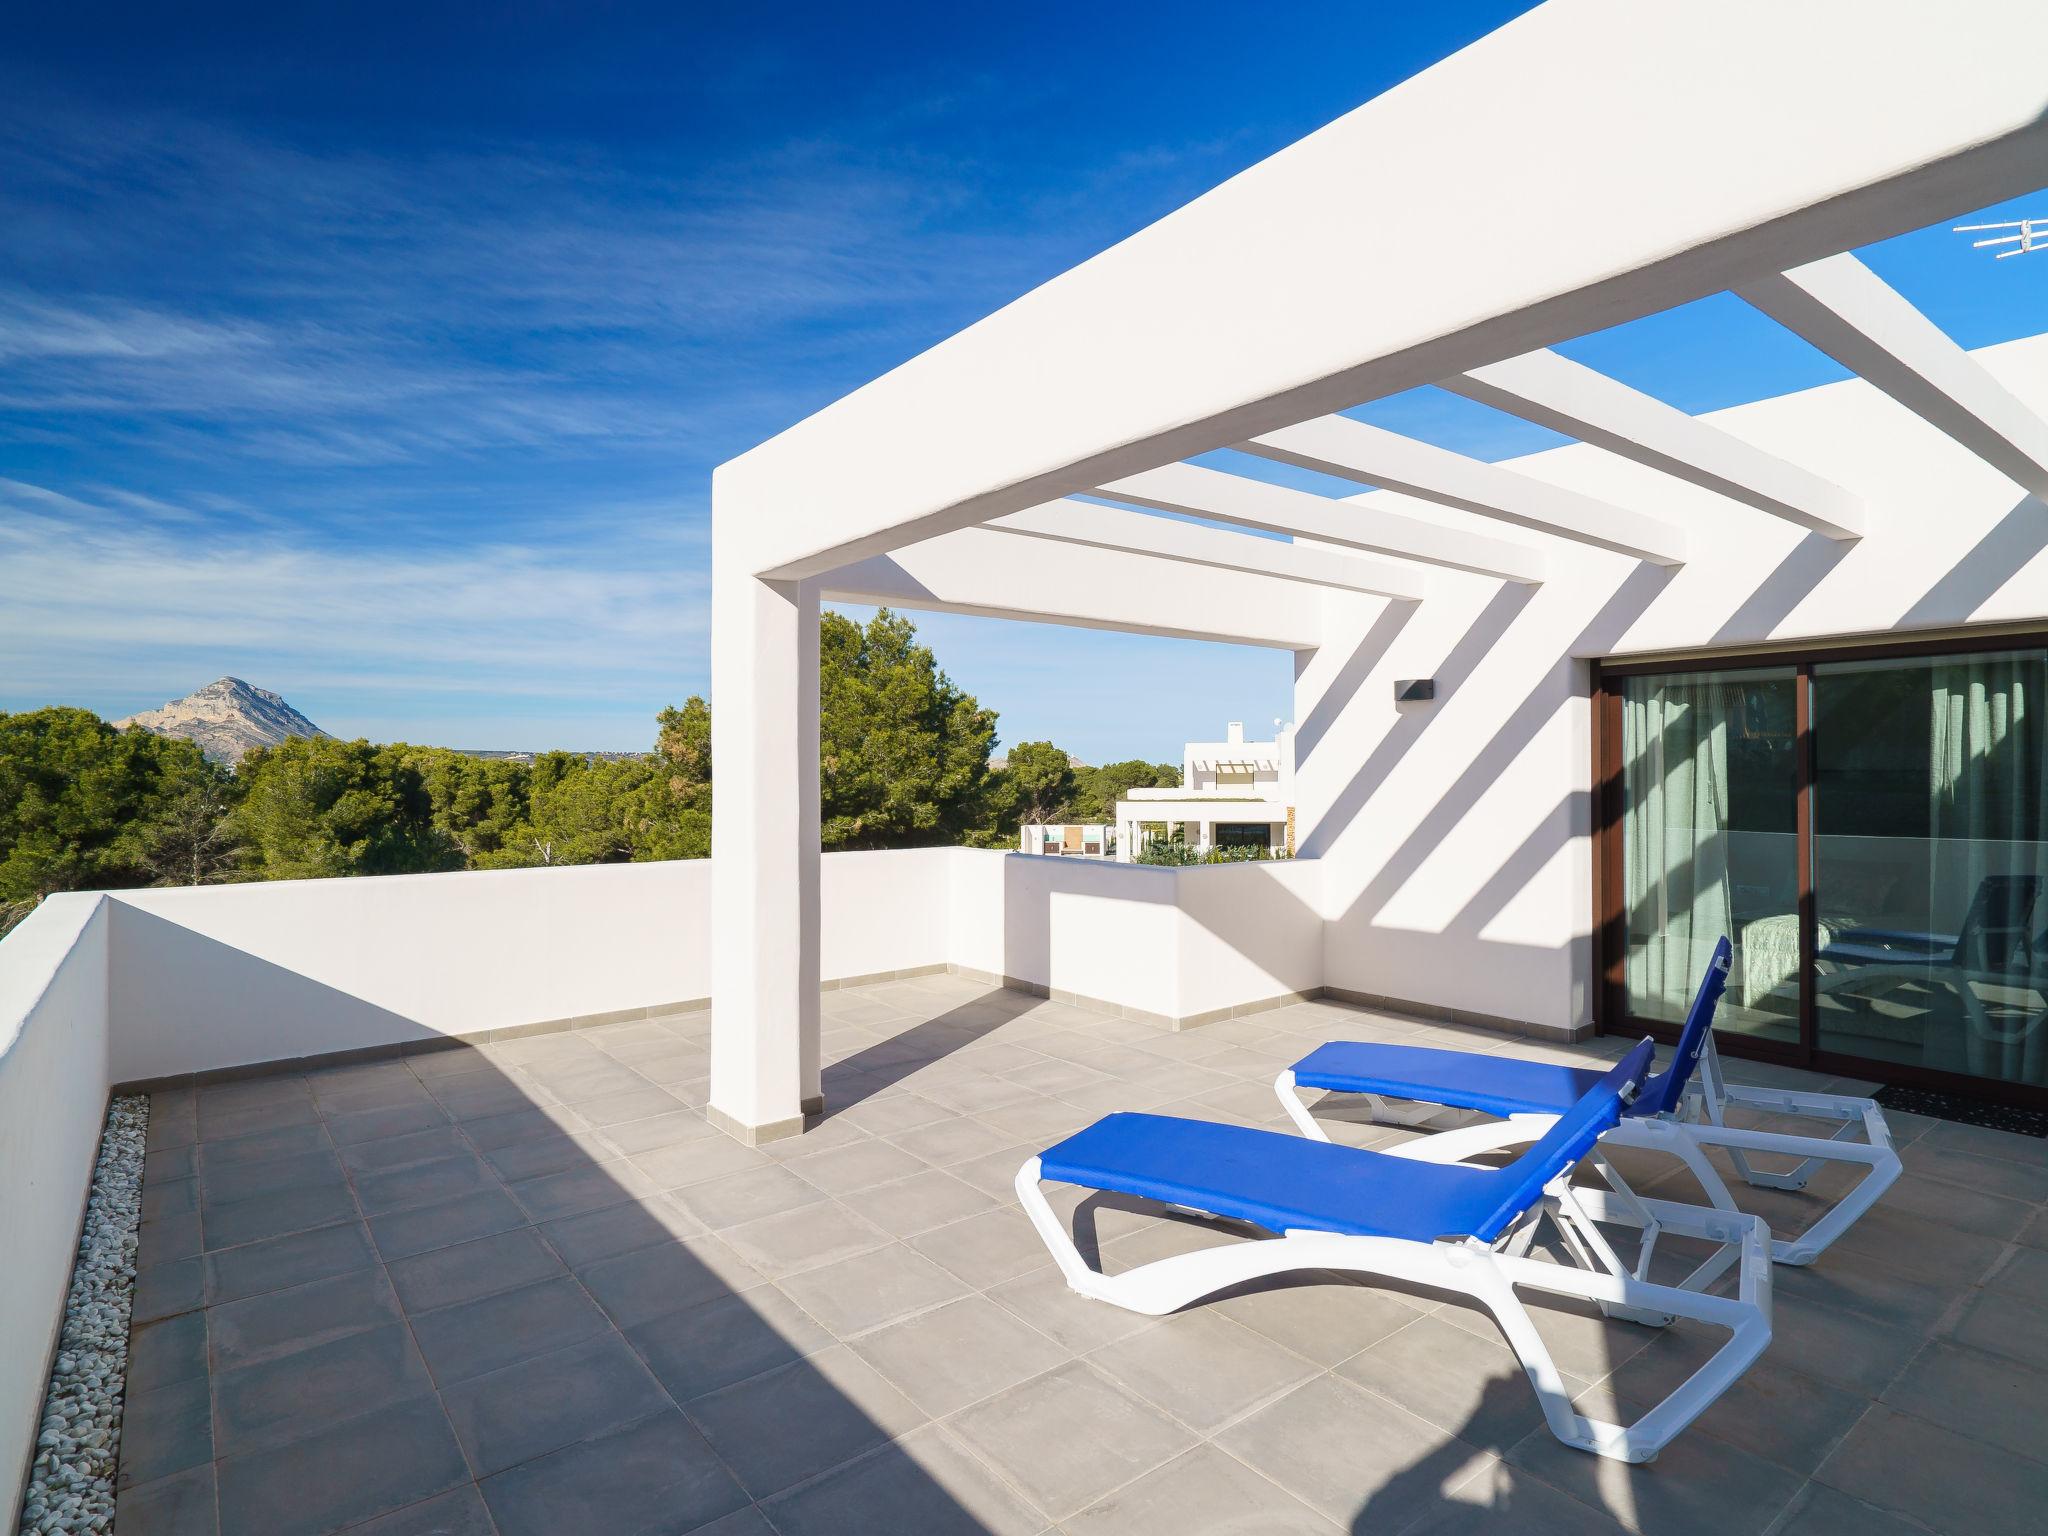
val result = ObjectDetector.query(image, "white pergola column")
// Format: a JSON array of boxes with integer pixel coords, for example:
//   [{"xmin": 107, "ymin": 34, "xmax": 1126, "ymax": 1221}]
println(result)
[{"xmin": 709, "ymin": 568, "xmax": 821, "ymax": 1145}]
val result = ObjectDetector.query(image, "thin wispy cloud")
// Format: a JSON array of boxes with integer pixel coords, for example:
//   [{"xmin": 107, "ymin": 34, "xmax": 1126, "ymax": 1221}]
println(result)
[{"xmin": 1, "ymin": 4, "xmax": 1534, "ymax": 753}]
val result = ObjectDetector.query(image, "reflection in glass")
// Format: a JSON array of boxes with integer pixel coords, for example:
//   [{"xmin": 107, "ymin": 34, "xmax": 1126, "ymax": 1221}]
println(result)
[
  {"xmin": 1813, "ymin": 651, "xmax": 2048, "ymax": 1086},
  {"xmin": 1622, "ymin": 669, "xmax": 1798, "ymax": 1041}
]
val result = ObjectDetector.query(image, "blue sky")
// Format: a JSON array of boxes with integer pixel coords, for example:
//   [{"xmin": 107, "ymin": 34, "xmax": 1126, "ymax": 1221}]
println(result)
[{"xmin": 5, "ymin": 3, "xmax": 2045, "ymax": 761}]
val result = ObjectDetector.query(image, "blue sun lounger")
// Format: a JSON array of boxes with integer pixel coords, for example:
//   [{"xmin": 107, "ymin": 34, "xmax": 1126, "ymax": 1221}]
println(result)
[
  {"xmin": 1275, "ymin": 939, "xmax": 1899, "ymax": 1267},
  {"xmin": 1019, "ymin": 1038, "xmax": 1772, "ymax": 1464}
]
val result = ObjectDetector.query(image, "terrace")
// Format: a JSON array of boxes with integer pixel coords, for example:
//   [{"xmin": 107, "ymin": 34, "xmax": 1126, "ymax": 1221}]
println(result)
[
  {"xmin": 11, "ymin": 1, "xmax": 2048, "ymax": 1532},
  {"xmin": 112, "ymin": 971, "xmax": 2048, "ymax": 1534}
]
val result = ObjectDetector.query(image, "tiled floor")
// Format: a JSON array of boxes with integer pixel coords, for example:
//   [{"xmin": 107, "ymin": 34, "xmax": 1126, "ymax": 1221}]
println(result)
[{"xmin": 119, "ymin": 974, "xmax": 2048, "ymax": 1535}]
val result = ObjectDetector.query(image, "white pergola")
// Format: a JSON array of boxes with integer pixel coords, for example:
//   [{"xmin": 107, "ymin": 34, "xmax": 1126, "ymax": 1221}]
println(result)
[{"xmin": 706, "ymin": 0, "xmax": 2048, "ymax": 1142}]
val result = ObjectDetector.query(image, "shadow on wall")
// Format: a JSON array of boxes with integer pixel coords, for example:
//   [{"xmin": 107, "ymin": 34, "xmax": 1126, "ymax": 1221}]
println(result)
[
  {"xmin": 108, "ymin": 902, "xmax": 440, "ymax": 1086},
  {"xmin": 1899, "ymin": 492, "xmax": 2048, "ymax": 630},
  {"xmin": 125, "ymin": 1021, "xmax": 1002, "ymax": 1532},
  {"xmin": 999, "ymin": 853, "xmax": 1176, "ymax": 1014},
  {"xmin": 1297, "ymin": 580, "xmax": 1540, "ymax": 863}
]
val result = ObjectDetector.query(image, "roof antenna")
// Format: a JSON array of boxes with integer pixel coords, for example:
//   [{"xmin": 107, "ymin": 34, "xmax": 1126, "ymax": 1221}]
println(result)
[{"xmin": 1954, "ymin": 218, "xmax": 2048, "ymax": 259}]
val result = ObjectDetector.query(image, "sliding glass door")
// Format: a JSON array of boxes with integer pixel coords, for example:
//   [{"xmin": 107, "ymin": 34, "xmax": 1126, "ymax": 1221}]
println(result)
[
  {"xmin": 1812, "ymin": 650, "xmax": 2048, "ymax": 1088},
  {"xmin": 1601, "ymin": 638, "xmax": 2048, "ymax": 1103},
  {"xmin": 1618, "ymin": 668, "xmax": 1799, "ymax": 1044}
]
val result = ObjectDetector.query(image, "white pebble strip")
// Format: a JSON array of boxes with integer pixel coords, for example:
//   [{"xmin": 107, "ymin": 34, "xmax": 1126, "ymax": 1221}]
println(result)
[{"xmin": 18, "ymin": 1095, "xmax": 148, "ymax": 1536}]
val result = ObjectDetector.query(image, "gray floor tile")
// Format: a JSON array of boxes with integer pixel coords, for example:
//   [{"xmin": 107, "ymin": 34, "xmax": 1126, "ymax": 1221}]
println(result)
[
  {"xmin": 1433, "ymin": 1292, "xmax": 1654, "ymax": 1385},
  {"xmin": 202, "ymin": 1219, "xmax": 378, "ymax": 1305},
  {"xmin": 777, "ymin": 1242, "xmax": 970, "ymax": 1337},
  {"xmin": 1586, "ymin": 1321, "xmax": 1865, "ymax": 1477},
  {"xmin": 683, "ymin": 1344, "xmax": 925, "ymax": 1499},
  {"xmin": 338, "ymin": 1126, "xmax": 472, "ymax": 1176},
  {"xmin": 718, "ymin": 1199, "xmax": 890, "ymax": 1278},
  {"xmin": 208, "ymin": 1265, "xmax": 403, "ymax": 1370},
  {"xmin": 1881, "ymin": 1340, "xmax": 2048, "ymax": 1467},
  {"xmin": 850, "ymin": 1294, "xmax": 1071, "ymax": 1416},
  {"xmin": 139, "ymin": 1209, "xmax": 204, "ymax": 1265},
  {"xmin": 1208, "ymin": 1272, "xmax": 1423, "ymax": 1366},
  {"xmin": 459, "ymin": 1103, "xmax": 586, "ymax": 1152},
  {"xmin": 387, "ymin": 1225, "xmax": 566, "ymax": 1314},
  {"xmin": 1062, "ymin": 1443, "xmax": 1339, "ymax": 1535},
  {"xmin": 537, "ymin": 1194, "xmax": 701, "ymax": 1267},
  {"xmin": 1337, "ymin": 1313, "xmax": 1584, "ymax": 1454},
  {"xmin": 1215, "ymin": 1374, "xmax": 1485, "ymax": 1529},
  {"xmin": 198, "ymin": 1147, "xmax": 348, "ymax": 1209},
  {"xmin": 834, "ymin": 1167, "xmax": 999, "ymax": 1239},
  {"xmin": 1405, "ymin": 1456, "xmax": 1633, "ymax": 1535},
  {"xmin": 201, "ymin": 1181, "xmax": 361, "ymax": 1250},
  {"xmin": 354, "ymin": 1152, "xmax": 502, "ymax": 1216},
  {"xmin": 593, "ymin": 1108, "xmax": 719, "ymax": 1157},
  {"xmin": 907, "ymin": 1207, "xmax": 1053, "ymax": 1290},
  {"xmin": 480, "ymin": 1129, "xmax": 618, "ymax": 1184},
  {"xmin": 132, "ymin": 1258, "xmax": 205, "ymax": 1324},
  {"xmin": 983, "ymin": 1264, "xmax": 1161, "ymax": 1354},
  {"xmin": 758, "ymin": 1422, "xmax": 1046, "ymax": 1536},
  {"xmin": 112, "ymin": 1462, "xmax": 218, "ymax": 1536},
  {"xmin": 571, "ymin": 1086, "xmax": 688, "ymax": 1127},
  {"xmin": 127, "ymin": 1311, "xmax": 209, "ymax": 1395},
  {"xmin": 215, "ymin": 1395, "xmax": 469, "ymax": 1536},
  {"xmin": 778, "ymin": 1136, "xmax": 930, "ymax": 1196},
  {"xmin": 509, "ymin": 1159, "xmax": 663, "ymax": 1222},
  {"xmin": 1505, "ymin": 1409, "xmax": 1804, "ymax": 1536},
  {"xmin": 950, "ymin": 1360, "xmax": 1195, "ymax": 1520},
  {"xmin": 626, "ymin": 1284, "xmax": 836, "ymax": 1401},
  {"xmin": 410, "ymin": 1273, "xmax": 614, "ymax": 1385},
  {"xmin": 116, "ymin": 1374, "xmax": 213, "ymax": 1489},
  {"xmin": 1987, "ymin": 1242, "xmax": 2048, "ymax": 1303},
  {"xmin": 664, "ymin": 1163, "xmax": 825, "ymax": 1229},
  {"xmin": 1818, "ymin": 1402, "xmax": 2048, "ymax": 1535},
  {"xmin": 441, "ymin": 1331, "xmax": 670, "ymax": 1478},
  {"xmin": 1951, "ymin": 1285, "xmax": 2048, "ymax": 1373},
  {"xmin": 478, "ymin": 1408, "xmax": 747, "ymax": 1536},
  {"xmin": 887, "ymin": 1117, "xmax": 1017, "ymax": 1167},
  {"xmin": 1769, "ymin": 1482, "xmax": 1935, "ymax": 1536},
  {"xmin": 212, "ymin": 1322, "xmax": 435, "ymax": 1457},
  {"xmin": 369, "ymin": 1186, "xmax": 528, "ymax": 1262},
  {"xmin": 1090, "ymin": 1309, "xmax": 1320, "ymax": 1435},
  {"xmin": 575, "ymin": 1233, "xmax": 764, "ymax": 1329},
  {"xmin": 339, "ymin": 1483, "xmax": 497, "ymax": 1536},
  {"xmin": 324, "ymin": 1100, "xmax": 454, "ymax": 1146}
]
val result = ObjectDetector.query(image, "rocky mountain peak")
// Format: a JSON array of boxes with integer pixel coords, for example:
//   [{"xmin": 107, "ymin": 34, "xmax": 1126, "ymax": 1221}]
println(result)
[{"xmin": 113, "ymin": 677, "xmax": 329, "ymax": 765}]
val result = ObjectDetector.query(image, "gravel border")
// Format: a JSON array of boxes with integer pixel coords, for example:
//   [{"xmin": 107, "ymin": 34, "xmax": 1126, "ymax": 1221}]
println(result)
[{"xmin": 18, "ymin": 1095, "xmax": 147, "ymax": 1536}]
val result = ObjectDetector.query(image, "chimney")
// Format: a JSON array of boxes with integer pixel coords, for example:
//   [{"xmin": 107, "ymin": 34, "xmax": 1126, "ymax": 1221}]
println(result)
[{"xmin": 1226, "ymin": 721, "xmax": 1244, "ymax": 745}]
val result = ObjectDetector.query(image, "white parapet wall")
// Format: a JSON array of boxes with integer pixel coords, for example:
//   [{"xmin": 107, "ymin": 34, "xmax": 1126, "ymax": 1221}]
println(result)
[
  {"xmin": 0, "ymin": 894, "xmax": 113, "ymax": 1531},
  {"xmin": 0, "ymin": 846, "xmax": 1332, "ymax": 1522}
]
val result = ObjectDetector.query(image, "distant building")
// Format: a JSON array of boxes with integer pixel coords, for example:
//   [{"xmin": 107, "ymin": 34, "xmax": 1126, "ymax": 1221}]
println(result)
[
  {"xmin": 1113, "ymin": 720, "xmax": 1294, "ymax": 861},
  {"xmin": 1017, "ymin": 822, "xmax": 1112, "ymax": 857}
]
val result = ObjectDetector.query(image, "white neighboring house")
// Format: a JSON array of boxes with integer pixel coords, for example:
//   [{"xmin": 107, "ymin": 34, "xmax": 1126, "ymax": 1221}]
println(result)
[
  {"xmin": 1018, "ymin": 821, "xmax": 1112, "ymax": 857},
  {"xmin": 1115, "ymin": 721, "xmax": 1295, "ymax": 861}
]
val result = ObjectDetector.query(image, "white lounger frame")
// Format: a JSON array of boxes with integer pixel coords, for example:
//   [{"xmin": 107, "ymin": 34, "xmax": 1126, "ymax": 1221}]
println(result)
[
  {"xmin": 1276, "ymin": 1033, "xmax": 1900, "ymax": 1267},
  {"xmin": 1017, "ymin": 1145, "xmax": 1773, "ymax": 1464}
]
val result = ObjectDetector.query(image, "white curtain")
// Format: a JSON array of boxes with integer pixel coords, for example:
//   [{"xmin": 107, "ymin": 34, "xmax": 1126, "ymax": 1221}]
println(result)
[
  {"xmin": 1928, "ymin": 655, "xmax": 2048, "ymax": 1083},
  {"xmin": 1623, "ymin": 678, "xmax": 1732, "ymax": 1022}
]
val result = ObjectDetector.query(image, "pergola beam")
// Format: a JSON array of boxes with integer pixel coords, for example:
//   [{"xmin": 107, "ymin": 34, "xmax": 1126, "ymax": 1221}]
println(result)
[
  {"xmin": 1240, "ymin": 415, "xmax": 1688, "ymax": 566},
  {"xmin": 820, "ymin": 525, "xmax": 1324, "ymax": 649},
  {"xmin": 716, "ymin": 3, "xmax": 2048, "ymax": 583},
  {"xmin": 1443, "ymin": 348, "xmax": 1867, "ymax": 539},
  {"xmin": 1737, "ymin": 253, "xmax": 2048, "ymax": 499},
  {"xmin": 1095, "ymin": 463, "xmax": 1546, "ymax": 585},
  {"xmin": 991, "ymin": 499, "xmax": 1429, "ymax": 602}
]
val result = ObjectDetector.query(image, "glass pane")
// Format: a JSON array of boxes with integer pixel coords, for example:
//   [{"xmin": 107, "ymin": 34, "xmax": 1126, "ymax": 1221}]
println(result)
[
  {"xmin": 1622, "ymin": 668, "xmax": 1799, "ymax": 1041},
  {"xmin": 1813, "ymin": 650, "xmax": 2048, "ymax": 1086}
]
